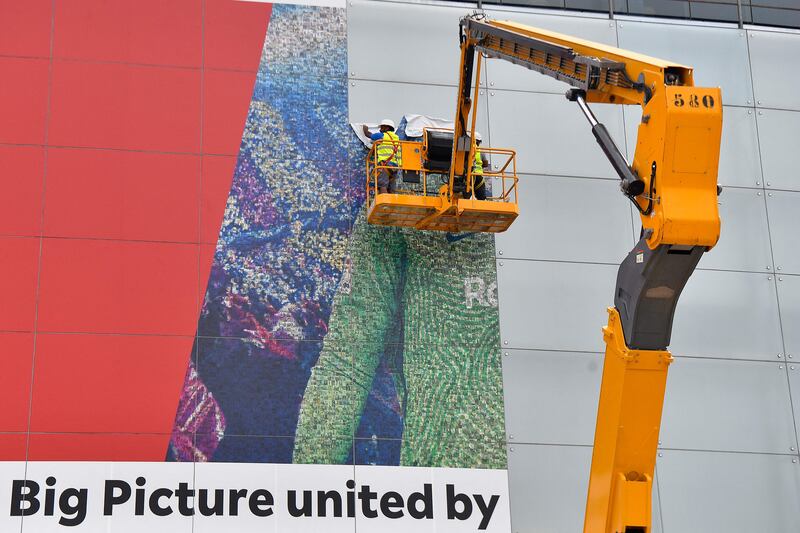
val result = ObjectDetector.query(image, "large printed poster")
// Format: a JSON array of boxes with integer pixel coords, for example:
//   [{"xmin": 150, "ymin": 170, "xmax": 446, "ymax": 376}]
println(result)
[
  {"xmin": 169, "ymin": 4, "xmax": 507, "ymax": 472},
  {"xmin": 4, "ymin": 3, "xmax": 511, "ymax": 531}
]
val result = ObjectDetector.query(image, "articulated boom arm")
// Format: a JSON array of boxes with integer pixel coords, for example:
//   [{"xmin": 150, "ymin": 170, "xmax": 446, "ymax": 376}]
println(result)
[
  {"xmin": 453, "ymin": 14, "xmax": 723, "ymax": 533},
  {"xmin": 457, "ymin": 15, "xmax": 722, "ymax": 251}
]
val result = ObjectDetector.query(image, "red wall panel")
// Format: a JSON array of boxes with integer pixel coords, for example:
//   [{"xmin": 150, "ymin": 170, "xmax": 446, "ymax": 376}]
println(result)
[
  {"xmin": 205, "ymin": 0, "xmax": 272, "ymax": 71},
  {"xmin": 0, "ymin": 0, "xmax": 272, "ymax": 462},
  {"xmin": 201, "ymin": 155, "xmax": 237, "ymax": 243},
  {"xmin": 37, "ymin": 239, "xmax": 200, "ymax": 336},
  {"xmin": 0, "ymin": 57, "xmax": 49, "ymax": 145},
  {"xmin": 30, "ymin": 334, "xmax": 193, "ymax": 434},
  {"xmin": 53, "ymin": 0, "xmax": 202, "ymax": 67},
  {"xmin": 49, "ymin": 61, "xmax": 202, "ymax": 153},
  {"xmin": 203, "ymin": 69, "xmax": 259, "ymax": 155},
  {"xmin": 44, "ymin": 148, "xmax": 200, "ymax": 242},
  {"xmin": 0, "ymin": 434, "xmax": 27, "ymax": 461},
  {"xmin": 28, "ymin": 433, "xmax": 172, "ymax": 462},
  {"xmin": 0, "ymin": 0, "xmax": 51, "ymax": 58},
  {"xmin": 199, "ymin": 243, "xmax": 217, "ymax": 307},
  {"xmin": 0, "ymin": 333, "xmax": 34, "ymax": 432},
  {"xmin": 0, "ymin": 238, "xmax": 39, "ymax": 332},
  {"xmin": 0, "ymin": 145, "xmax": 45, "ymax": 237}
]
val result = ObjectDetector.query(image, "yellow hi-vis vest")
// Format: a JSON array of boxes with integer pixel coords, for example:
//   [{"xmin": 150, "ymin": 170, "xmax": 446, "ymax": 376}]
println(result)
[
  {"xmin": 376, "ymin": 131, "xmax": 402, "ymax": 166},
  {"xmin": 472, "ymin": 148, "xmax": 483, "ymax": 175},
  {"xmin": 472, "ymin": 147, "xmax": 485, "ymax": 188}
]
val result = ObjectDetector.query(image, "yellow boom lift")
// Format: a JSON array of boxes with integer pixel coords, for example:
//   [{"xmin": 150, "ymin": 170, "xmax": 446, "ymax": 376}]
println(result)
[{"xmin": 365, "ymin": 12, "xmax": 722, "ymax": 533}]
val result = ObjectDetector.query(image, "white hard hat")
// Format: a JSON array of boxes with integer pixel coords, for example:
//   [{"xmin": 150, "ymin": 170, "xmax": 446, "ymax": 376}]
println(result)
[
  {"xmin": 474, "ymin": 131, "xmax": 482, "ymax": 142},
  {"xmin": 379, "ymin": 118, "xmax": 396, "ymax": 130}
]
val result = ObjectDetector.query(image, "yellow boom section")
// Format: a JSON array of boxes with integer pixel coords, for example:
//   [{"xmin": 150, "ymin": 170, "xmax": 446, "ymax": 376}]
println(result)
[
  {"xmin": 482, "ymin": 20, "xmax": 693, "ymax": 106},
  {"xmin": 458, "ymin": 16, "xmax": 722, "ymax": 250}
]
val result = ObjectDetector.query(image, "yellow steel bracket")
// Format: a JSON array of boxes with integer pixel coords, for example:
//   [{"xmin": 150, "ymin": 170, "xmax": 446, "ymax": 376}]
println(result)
[{"xmin": 584, "ymin": 308, "xmax": 673, "ymax": 533}]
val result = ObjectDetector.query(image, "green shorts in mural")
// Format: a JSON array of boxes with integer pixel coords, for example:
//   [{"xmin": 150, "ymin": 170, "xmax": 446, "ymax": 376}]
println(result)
[{"xmin": 294, "ymin": 216, "xmax": 507, "ymax": 469}]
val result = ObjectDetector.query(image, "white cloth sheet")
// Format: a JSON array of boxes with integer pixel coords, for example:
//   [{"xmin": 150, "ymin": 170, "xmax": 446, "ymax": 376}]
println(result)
[{"xmin": 351, "ymin": 114, "xmax": 456, "ymax": 147}]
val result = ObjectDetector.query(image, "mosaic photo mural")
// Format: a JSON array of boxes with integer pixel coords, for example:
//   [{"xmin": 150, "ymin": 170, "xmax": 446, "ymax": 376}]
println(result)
[{"xmin": 170, "ymin": 4, "xmax": 506, "ymax": 470}]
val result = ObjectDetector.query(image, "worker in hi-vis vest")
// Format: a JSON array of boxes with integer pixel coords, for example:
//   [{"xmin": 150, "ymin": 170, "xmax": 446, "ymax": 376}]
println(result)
[
  {"xmin": 363, "ymin": 119, "xmax": 402, "ymax": 194},
  {"xmin": 470, "ymin": 131, "xmax": 489, "ymax": 201}
]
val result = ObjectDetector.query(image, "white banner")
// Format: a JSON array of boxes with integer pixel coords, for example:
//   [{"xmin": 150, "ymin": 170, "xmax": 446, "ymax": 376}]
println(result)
[{"xmin": 1, "ymin": 462, "xmax": 511, "ymax": 532}]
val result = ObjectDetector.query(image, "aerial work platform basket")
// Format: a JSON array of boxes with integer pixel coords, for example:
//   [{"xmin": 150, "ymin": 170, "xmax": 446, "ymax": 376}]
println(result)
[{"xmin": 365, "ymin": 128, "xmax": 519, "ymax": 234}]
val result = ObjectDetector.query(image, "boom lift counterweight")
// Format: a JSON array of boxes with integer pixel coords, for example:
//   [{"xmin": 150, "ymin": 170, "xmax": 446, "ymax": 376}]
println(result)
[{"xmin": 365, "ymin": 13, "xmax": 722, "ymax": 533}]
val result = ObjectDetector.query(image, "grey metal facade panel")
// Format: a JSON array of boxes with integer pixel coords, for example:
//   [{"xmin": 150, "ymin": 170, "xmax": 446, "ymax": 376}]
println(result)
[
  {"xmin": 657, "ymin": 450, "xmax": 800, "ymax": 532},
  {"xmin": 494, "ymin": 174, "xmax": 635, "ymax": 264},
  {"xmin": 748, "ymin": 29, "xmax": 800, "ymax": 111},
  {"xmin": 697, "ymin": 187, "xmax": 772, "ymax": 273},
  {"xmin": 347, "ymin": 79, "xmax": 491, "ymax": 139},
  {"xmin": 652, "ymin": 477, "xmax": 664, "ymax": 533},
  {"xmin": 347, "ymin": 0, "xmax": 474, "ymax": 87},
  {"xmin": 756, "ymin": 108, "xmax": 800, "ymax": 191},
  {"xmin": 670, "ymin": 269, "xmax": 784, "ymax": 360},
  {"xmin": 617, "ymin": 20, "xmax": 754, "ymax": 106},
  {"xmin": 627, "ymin": 202, "xmax": 639, "ymax": 244},
  {"xmin": 487, "ymin": 90, "xmax": 626, "ymax": 178},
  {"xmin": 767, "ymin": 191, "xmax": 800, "ymax": 275},
  {"xmin": 716, "ymin": 105, "xmax": 764, "ymax": 189},
  {"xmin": 502, "ymin": 350, "xmax": 602, "ymax": 445},
  {"xmin": 787, "ymin": 365, "xmax": 800, "ymax": 451},
  {"xmin": 661, "ymin": 357, "xmax": 798, "ymax": 454},
  {"xmin": 482, "ymin": 10, "xmax": 617, "ymax": 94},
  {"xmin": 778, "ymin": 275, "xmax": 800, "ymax": 359},
  {"xmin": 506, "ymin": 443, "xmax": 593, "ymax": 533},
  {"xmin": 496, "ymin": 258, "xmax": 618, "ymax": 352}
]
